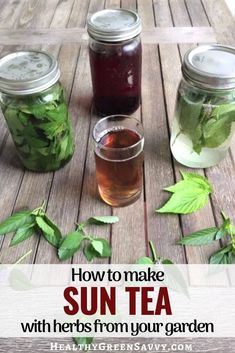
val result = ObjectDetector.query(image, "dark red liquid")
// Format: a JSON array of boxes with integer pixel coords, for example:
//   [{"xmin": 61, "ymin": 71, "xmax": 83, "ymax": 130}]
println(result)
[
  {"xmin": 89, "ymin": 39, "xmax": 142, "ymax": 115},
  {"xmin": 95, "ymin": 128, "xmax": 143, "ymax": 207}
]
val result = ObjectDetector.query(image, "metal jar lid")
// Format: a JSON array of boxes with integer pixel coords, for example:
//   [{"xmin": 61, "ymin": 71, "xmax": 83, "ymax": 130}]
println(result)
[
  {"xmin": 87, "ymin": 9, "xmax": 142, "ymax": 42},
  {"xmin": 182, "ymin": 44, "xmax": 235, "ymax": 90},
  {"xmin": 0, "ymin": 50, "xmax": 60, "ymax": 95}
]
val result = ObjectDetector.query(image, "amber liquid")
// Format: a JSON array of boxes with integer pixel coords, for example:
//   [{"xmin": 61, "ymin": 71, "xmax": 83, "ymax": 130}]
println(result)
[{"xmin": 95, "ymin": 128, "xmax": 143, "ymax": 207}]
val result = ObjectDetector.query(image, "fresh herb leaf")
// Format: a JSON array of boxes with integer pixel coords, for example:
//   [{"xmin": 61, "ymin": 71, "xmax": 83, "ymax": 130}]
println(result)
[
  {"xmin": 88, "ymin": 216, "xmax": 119, "ymax": 225},
  {"xmin": 91, "ymin": 238, "xmax": 111, "ymax": 257},
  {"xmin": 136, "ymin": 257, "xmax": 154, "ymax": 264},
  {"xmin": 157, "ymin": 171, "xmax": 212, "ymax": 214},
  {"xmin": 180, "ymin": 171, "xmax": 213, "ymax": 192},
  {"xmin": 176, "ymin": 227, "xmax": 220, "ymax": 246},
  {"xmin": 36, "ymin": 216, "xmax": 61, "ymax": 247},
  {"xmin": 43, "ymin": 215, "xmax": 62, "ymax": 246},
  {"xmin": 157, "ymin": 191, "xmax": 209, "ymax": 214},
  {"xmin": 174, "ymin": 90, "xmax": 235, "ymax": 154},
  {"xmin": 10, "ymin": 225, "xmax": 35, "ymax": 247},
  {"xmin": 161, "ymin": 259, "xmax": 174, "ymax": 264},
  {"xmin": 214, "ymin": 227, "xmax": 226, "ymax": 240},
  {"xmin": 209, "ymin": 245, "xmax": 233, "ymax": 264},
  {"xmin": 0, "ymin": 211, "xmax": 33, "ymax": 235},
  {"xmin": 58, "ymin": 231, "xmax": 84, "ymax": 261},
  {"xmin": 176, "ymin": 211, "xmax": 235, "ymax": 264},
  {"xmin": 90, "ymin": 240, "xmax": 103, "ymax": 255},
  {"xmin": 4, "ymin": 83, "xmax": 74, "ymax": 172},
  {"xmin": 83, "ymin": 244, "xmax": 96, "ymax": 262}
]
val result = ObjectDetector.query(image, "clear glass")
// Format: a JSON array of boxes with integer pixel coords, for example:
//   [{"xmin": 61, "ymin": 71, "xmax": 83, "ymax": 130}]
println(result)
[
  {"xmin": 93, "ymin": 115, "xmax": 144, "ymax": 207},
  {"xmin": 89, "ymin": 36, "xmax": 142, "ymax": 115},
  {"xmin": 0, "ymin": 81, "xmax": 74, "ymax": 172},
  {"xmin": 170, "ymin": 79, "xmax": 235, "ymax": 168}
]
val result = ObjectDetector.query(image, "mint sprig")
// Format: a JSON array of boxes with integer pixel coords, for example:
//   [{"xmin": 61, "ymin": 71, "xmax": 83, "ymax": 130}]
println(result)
[
  {"xmin": 156, "ymin": 171, "xmax": 212, "ymax": 214},
  {"xmin": 0, "ymin": 204, "xmax": 117, "ymax": 262},
  {"xmin": 0, "ymin": 203, "xmax": 62, "ymax": 248},
  {"xmin": 177, "ymin": 212, "xmax": 235, "ymax": 264},
  {"xmin": 58, "ymin": 219, "xmax": 115, "ymax": 262}
]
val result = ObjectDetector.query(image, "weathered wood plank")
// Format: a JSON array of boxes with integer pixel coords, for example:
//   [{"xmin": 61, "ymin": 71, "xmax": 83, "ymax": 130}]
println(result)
[
  {"xmin": 0, "ymin": 26, "xmax": 216, "ymax": 45},
  {"xmin": 153, "ymin": 0, "xmax": 172, "ymax": 27},
  {"xmin": 0, "ymin": 0, "xmax": 26, "ymax": 29},
  {"xmin": 138, "ymin": 0, "xmax": 185, "ymax": 263},
  {"xmin": 185, "ymin": 0, "xmax": 210, "ymax": 26},
  {"xmin": 105, "ymin": 0, "xmax": 120, "ymax": 8},
  {"xmin": 202, "ymin": 0, "xmax": 235, "ymax": 44}
]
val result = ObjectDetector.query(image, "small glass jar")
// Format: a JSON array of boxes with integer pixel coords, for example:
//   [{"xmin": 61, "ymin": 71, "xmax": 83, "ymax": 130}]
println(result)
[
  {"xmin": 170, "ymin": 45, "xmax": 235, "ymax": 168},
  {"xmin": 0, "ymin": 50, "xmax": 74, "ymax": 172},
  {"xmin": 87, "ymin": 9, "xmax": 142, "ymax": 115}
]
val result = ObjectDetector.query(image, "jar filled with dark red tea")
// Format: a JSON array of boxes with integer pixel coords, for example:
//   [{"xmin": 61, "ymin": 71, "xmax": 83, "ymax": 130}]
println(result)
[{"xmin": 87, "ymin": 9, "xmax": 142, "ymax": 115}]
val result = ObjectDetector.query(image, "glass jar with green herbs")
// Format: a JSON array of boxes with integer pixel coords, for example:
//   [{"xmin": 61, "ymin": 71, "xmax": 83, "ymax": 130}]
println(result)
[
  {"xmin": 171, "ymin": 45, "xmax": 235, "ymax": 168},
  {"xmin": 0, "ymin": 51, "xmax": 74, "ymax": 172}
]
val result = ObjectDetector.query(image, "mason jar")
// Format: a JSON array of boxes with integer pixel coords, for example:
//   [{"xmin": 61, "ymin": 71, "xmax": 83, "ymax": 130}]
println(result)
[
  {"xmin": 170, "ymin": 45, "xmax": 235, "ymax": 168},
  {"xmin": 0, "ymin": 50, "xmax": 74, "ymax": 172},
  {"xmin": 87, "ymin": 9, "xmax": 142, "ymax": 115}
]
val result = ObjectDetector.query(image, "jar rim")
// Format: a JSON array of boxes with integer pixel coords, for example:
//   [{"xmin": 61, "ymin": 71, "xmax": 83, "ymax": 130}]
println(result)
[
  {"xmin": 182, "ymin": 44, "xmax": 235, "ymax": 90},
  {"xmin": 0, "ymin": 50, "xmax": 60, "ymax": 95},
  {"xmin": 93, "ymin": 115, "xmax": 144, "ymax": 153},
  {"xmin": 87, "ymin": 9, "xmax": 142, "ymax": 43}
]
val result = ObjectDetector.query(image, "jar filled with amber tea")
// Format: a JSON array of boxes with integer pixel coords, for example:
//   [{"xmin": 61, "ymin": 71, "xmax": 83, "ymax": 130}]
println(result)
[
  {"xmin": 171, "ymin": 45, "xmax": 235, "ymax": 168},
  {"xmin": 87, "ymin": 9, "xmax": 142, "ymax": 115},
  {"xmin": 0, "ymin": 50, "xmax": 74, "ymax": 172}
]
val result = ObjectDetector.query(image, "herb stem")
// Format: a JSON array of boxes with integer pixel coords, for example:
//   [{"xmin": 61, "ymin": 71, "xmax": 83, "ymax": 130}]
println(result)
[
  {"xmin": 171, "ymin": 130, "xmax": 182, "ymax": 147},
  {"xmin": 149, "ymin": 240, "xmax": 157, "ymax": 263},
  {"xmin": 14, "ymin": 249, "xmax": 32, "ymax": 265}
]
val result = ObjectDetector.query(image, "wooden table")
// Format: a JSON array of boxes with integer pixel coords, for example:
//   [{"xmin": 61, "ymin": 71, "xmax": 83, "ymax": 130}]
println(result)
[{"xmin": 0, "ymin": 0, "xmax": 234, "ymax": 352}]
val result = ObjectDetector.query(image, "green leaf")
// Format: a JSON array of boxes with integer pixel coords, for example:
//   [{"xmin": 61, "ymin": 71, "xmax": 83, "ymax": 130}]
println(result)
[
  {"xmin": 164, "ymin": 180, "xmax": 198, "ymax": 193},
  {"xmin": 58, "ymin": 231, "xmax": 84, "ymax": 261},
  {"xmin": 177, "ymin": 93, "xmax": 204, "ymax": 137},
  {"xmin": 21, "ymin": 104, "xmax": 47, "ymax": 117},
  {"xmin": 10, "ymin": 225, "xmax": 35, "ymax": 247},
  {"xmin": 91, "ymin": 238, "xmax": 112, "ymax": 257},
  {"xmin": 211, "ymin": 103, "xmax": 235, "ymax": 117},
  {"xmin": 91, "ymin": 240, "xmax": 103, "ymax": 255},
  {"xmin": 157, "ymin": 172, "xmax": 212, "ymax": 214},
  {"xmin": 157, "ymin": 191, "xmax": 209, "ymax": 214},
  {"xmin": 161, "ymin": 259, "xmax": 174, "ymax": 264},
  {"xmin": 136, "ymin": 257, "xmax": 154, "ymax": 264},
  {"xmin": 203, "ymin": 115, "xmax": 232, "ymax": 148},
  {"xmin": 209, "ymin": 245, "xmax": 232, "ymax": 264},
  {"xmin": 176, "ymin": 227, "xmax": 219, "ymax": 246},
  {"xmin": 0, "ymin": 211, "xmax": 33, "ymax": 235},
  {"xmin": 88, "ymin": 216, "xmax": 119, "ymax": 225},
  {"xmin": 36, "ymin": 216, "xmax": 61, "ymax": 247},
  {"xmin": 220, "ymin": 212, "xmax": 235, "ymax": 236},
  {"xmin": 214, "ymin": 227, "xmax": 227, "ymax": 240},
  {"xmin": 83, "ymin": 244, "xmax": 96, "ymax": 262},
  {"xmin": 180, "ymin": 171, "xmax": 213, "ymax": 193},
  {"xmin": 73, "ymin": 337, "xmax": 93, "ymax": 350}
]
